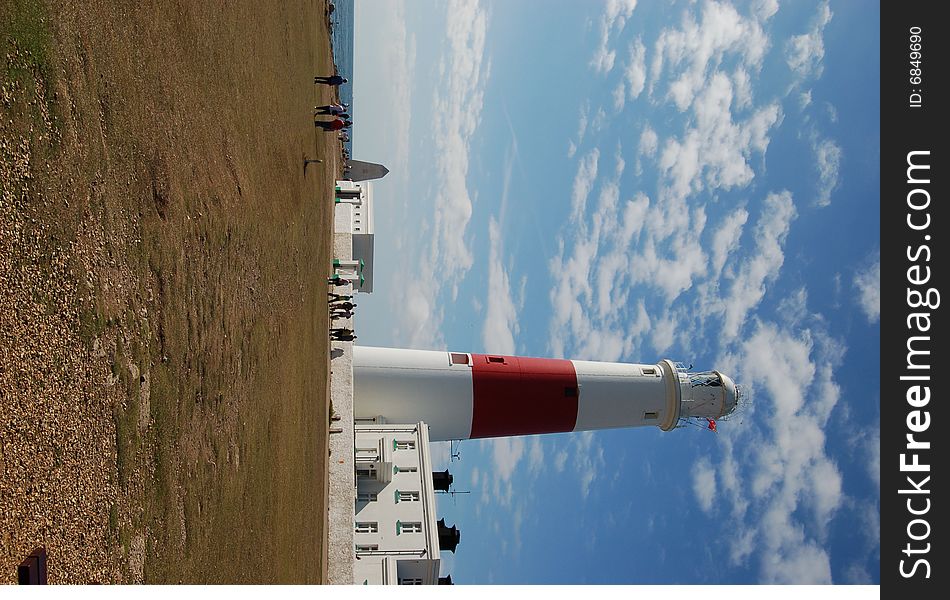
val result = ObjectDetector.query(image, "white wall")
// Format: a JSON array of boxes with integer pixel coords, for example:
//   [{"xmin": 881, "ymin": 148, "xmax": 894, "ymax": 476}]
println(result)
[{"xmin": 352, "ymin": 422, "xmax": 444, "ymax": 585}]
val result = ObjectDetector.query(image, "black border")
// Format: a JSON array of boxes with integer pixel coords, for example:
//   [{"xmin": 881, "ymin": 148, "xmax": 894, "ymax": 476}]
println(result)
[{"xmin": 881, "ymin": 2, "xmax": 945, "ymax": 594}]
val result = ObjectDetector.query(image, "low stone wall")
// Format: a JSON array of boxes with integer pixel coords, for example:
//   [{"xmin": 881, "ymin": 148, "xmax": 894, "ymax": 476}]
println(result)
[{"xmin": 327, "ymin": 232, "xmax": 355, "ymax": 584}]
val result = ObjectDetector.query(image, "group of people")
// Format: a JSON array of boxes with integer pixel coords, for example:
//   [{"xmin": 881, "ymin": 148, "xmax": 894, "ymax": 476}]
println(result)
[
  {"xmin": 314, "ymin": 101, "xmax": 351, "ymax": 166},
  {"xmin": 328, "ymin": 277, "xmax": 357, "ymax": 342},
  {"xmin": 314, "ymin": 74, "xmax": 353, "ymax": 132},
  {"xmin": 319, "ymin": 70, "xmax": 358, "ymax": 345}
]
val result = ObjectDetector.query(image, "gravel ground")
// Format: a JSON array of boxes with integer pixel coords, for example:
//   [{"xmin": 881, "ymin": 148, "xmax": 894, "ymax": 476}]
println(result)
[
  {"xmin": 2, "ymin": 0, "xmax": 335, "ymax": 583},
  {"xmin": 0, "ymin": 42, "xmax": 118, "ymax": 583}
]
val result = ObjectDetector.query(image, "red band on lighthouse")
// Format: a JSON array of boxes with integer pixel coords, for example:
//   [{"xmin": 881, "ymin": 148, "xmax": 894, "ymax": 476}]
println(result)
[{"xmin": 469, "ymin": 354, "xmax": 579, "ymax": 439}]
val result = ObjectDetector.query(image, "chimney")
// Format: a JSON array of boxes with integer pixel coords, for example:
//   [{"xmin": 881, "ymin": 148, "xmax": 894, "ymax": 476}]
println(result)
[
  {"xmin": 437, "ymin": 518, "xmax": 460, "ymax": 553},
  {"xmin": 432, "ymin": 469, "xmax": 453, "ymax": 492}
]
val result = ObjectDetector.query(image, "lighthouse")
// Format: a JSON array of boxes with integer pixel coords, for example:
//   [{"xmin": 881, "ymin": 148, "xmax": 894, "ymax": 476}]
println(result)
[{"xmin": 353, "ymin": 347, "xmax": 740, "ymax": 442}]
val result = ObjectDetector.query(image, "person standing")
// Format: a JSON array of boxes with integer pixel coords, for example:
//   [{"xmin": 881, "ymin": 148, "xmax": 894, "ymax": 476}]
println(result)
[
  {"xmin": 315, "ymin": 102, "xmax": 348, "ymax": 115},
  {"xmin": 314, "ymin": 74, "xmax": 347, "ymax": 85},
  {"xmin": 316, "ymin": 118, "xmax": 346, "ymax": 131},
  {"xmin": 328, "ymin": 275, "xmax": 350, "ymax": 286},
  {"xmin": 330, "ymin": 327, "xmax": 356, "ymax": 341}
]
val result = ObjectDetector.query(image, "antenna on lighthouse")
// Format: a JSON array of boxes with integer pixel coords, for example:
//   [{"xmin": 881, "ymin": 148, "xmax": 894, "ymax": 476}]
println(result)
[
  {"xmin": 435, "ymin": 489, "xmax": 471, "ymax": 506},
  {"xmin": 450, "ymin": 440, "xmax": 462, "ymax": 462},
  {"xmin": 722, "ymin": 382, "xmax": 750, "ymax": 426}
]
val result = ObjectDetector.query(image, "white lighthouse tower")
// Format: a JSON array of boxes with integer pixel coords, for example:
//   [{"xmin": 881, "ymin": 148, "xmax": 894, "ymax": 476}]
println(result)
[{"xmin": 353, "ymin": 347, "xmax": 739, "ymax": 442}]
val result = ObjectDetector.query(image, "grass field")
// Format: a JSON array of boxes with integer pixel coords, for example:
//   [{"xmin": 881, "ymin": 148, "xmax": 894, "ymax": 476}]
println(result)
[{"xmin": 1, "ymin": 0, "xmax": 337, "ymax": 583}]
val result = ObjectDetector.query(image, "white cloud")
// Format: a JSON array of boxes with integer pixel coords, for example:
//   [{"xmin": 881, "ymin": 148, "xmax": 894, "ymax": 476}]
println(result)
[
  {"xmin": 620, "ymin": 37, "xmax": 648, "ymax": 106},
  {"xmin": 545, "ymin": 0, "xmax": 875, "ymax": 583},
  {"xmin": 391, "ymin": 0, "xmax": 491, "ymax": 348},
  {"xmin": 429, "ymin": 441, "xmax": 453, "ymax": 470},
  {"xmin": 709, "ymin": 208, "xmax": 749, "ymax": 279},
  {"xmin": 612, "ymin": 82, "xmax": 626, "ymax": 111},
  {"xmin": 853, "ymin": 256, "xmax": 880, "ymax": 323},
  {"xmin": 743, "ymin": 323, "xmax": 815, "ymax": 420},
  {"xmin": 732, "ymin": 67, "xmax": 752, "ymax": 109},
  {"xmin": 692, "ymin": 457, "xmax": 718, "ymax": 512},
  {"xmin": 552, "ymin": 0, "xmax": 785, "ymax": 364},
  {"xmin": 485, "ymin": 436, "xmax": 526, "ymax": 507},
  {"xmin": 753, "ymin": 0, "xmax": 780, "ymax": 21},
  {"xmin": 395, "ymin": 285, "xmax": 446, "ymax": 349},
  {"xmin": 590, "ymin": 0, "xmax": 638, "ymax": 74},
  {"xmin": 808, "ymin": 457, "xmax": 843, "ymax": 529},
  {"xmin": 591, "ymin": 106, "xmax": 608, "ymax": 136},
  {"xmin": 720, "ymin": 191, "xmax": 797, "ymax": 340},
  {"xmin": 651, "ymin": 315, "xmax": 676, "ymax": 355},
  {"xmin": 843, "ymin": 563, "xmax": 873, "ymax": 584},
  {"xmin": 497, "ymin": 127, "xmax": 518, "ymax": 226},
  {"xmin": 621, "ymin": 192, "xmax": 650, "ymax": 243},
  {"xmin": 606, "ymin": 0, "xmax": 639, "ymax": 27},
  {"xmin": 482, "ymin": 217, "xmax": 519, "ymax": 355},
  {"xmin": 859, "ymin": 499, "xmax": 881, "ymax": 558},
  {"xmin": 660, "ymin": 73, "xmax": 782, "ymax": 202},
  {"xmin": 761, "ymin": 536, "xmax": 832, "ymax": 584},
  {"xmin": 354, "ymin": 3, "xmax": 420, "ymax": 344},
  {"xmin": 824, "ymin": 101, "xmax": 839, "ymax": 123},
  {"xmin": 429, "ymin": 0, "xmax": 491, "ymax": 281},
  {"xmin": 491, "ymin": 436, "xmax": 525, "ymax": 483},
  {"xmin": 550, "ymin": 151, "xmax": 659, "ymax": 361},
  {"xmin": 577, "ymin": 101, "xmax": 590, "ymax": 143},
  {"xmin": 553, "ymin": 449, "xmax": 569, "ymax": 472},
  {"xmin": 355, "ymin": 2, "xmax": 415, "ymax": 182},
  {"xmin": 570, "ymin": 149, "xmax": 601, "ymax": 224},
  {"xmin": 651, "ymin": 0, "xmax": 769, "ymax": 111},
  {"xmin": 777, "ymin": 287, "xmax": 809, "ymax": 328},
  {"xmin": 729, "ymin": 529, "xmax": 756, "ymax": 565},
  {"xmin": 799, "ymin": 90, "xmax": 813, "ymax": 110},
  {"xmin": 590, "ymin": 22, "xmax": 617, "ymax": 74},
  {"xmin": 477, "ymin": 431, "xmax": 602, "ymax": 563},
  {"xmin": 814, "ymin": 137, "xmax": 842, "ymax": 206},
  {"xmin": 865, "ymin": 428, "xmax": 880, "ymax": 488},
  {"xmin": 785, "ymin": 1, "xmax": 833, "ymax": 79},
  {"xmin": 719, "ymin": 318, "xmax": 847, "ymax": 582},
  {"xmin": 717, "ymin": 441, "xmax": 750, "ymax": 522},
  {"xmin": 573, "ymin": 431, "xmax": 606, "ymax": 498},
  {"xmin": 638, "ymin": 126, "xmax": 658, "ymax": 158},
  {"xmin": 528, "ymin": 436, "xmax": 544, "ymax": 473}
]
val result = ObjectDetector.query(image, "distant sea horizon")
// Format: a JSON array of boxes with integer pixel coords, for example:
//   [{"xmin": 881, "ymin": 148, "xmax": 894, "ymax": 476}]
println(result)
[{"xmin": 329, "ymin": 0, "xmax": 354, "ymax": 155}]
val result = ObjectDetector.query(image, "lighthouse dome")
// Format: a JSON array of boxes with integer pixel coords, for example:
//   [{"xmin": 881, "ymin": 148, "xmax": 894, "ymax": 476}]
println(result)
[
  {"xmin": 677, "ymin": 370, "xmax": 741, "ymax": 420},
  {"xmin": 718, "ymin": 372, "xmax": 740, "ymax": 417}
]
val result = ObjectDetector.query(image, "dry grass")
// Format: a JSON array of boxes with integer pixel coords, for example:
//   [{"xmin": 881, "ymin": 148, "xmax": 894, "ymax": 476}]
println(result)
[{"xmin": 1, "ymin": 0, "xmax": 338, "ymax": 583}]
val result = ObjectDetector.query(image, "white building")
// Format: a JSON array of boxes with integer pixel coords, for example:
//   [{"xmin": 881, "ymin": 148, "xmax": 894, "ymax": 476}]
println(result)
[
  {"xmin": 352, "ymin": 421, "xmax": 458, "ymax": 585},
  {"xmin": 333, "ymin": 180, "xmax": 375, "ymax": 293}
]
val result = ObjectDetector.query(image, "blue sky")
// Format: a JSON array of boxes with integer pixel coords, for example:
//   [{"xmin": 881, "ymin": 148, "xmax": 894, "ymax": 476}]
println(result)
[{"xmin": 352, "ymin": 0, "xmax": 880, "ymax": 585}]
